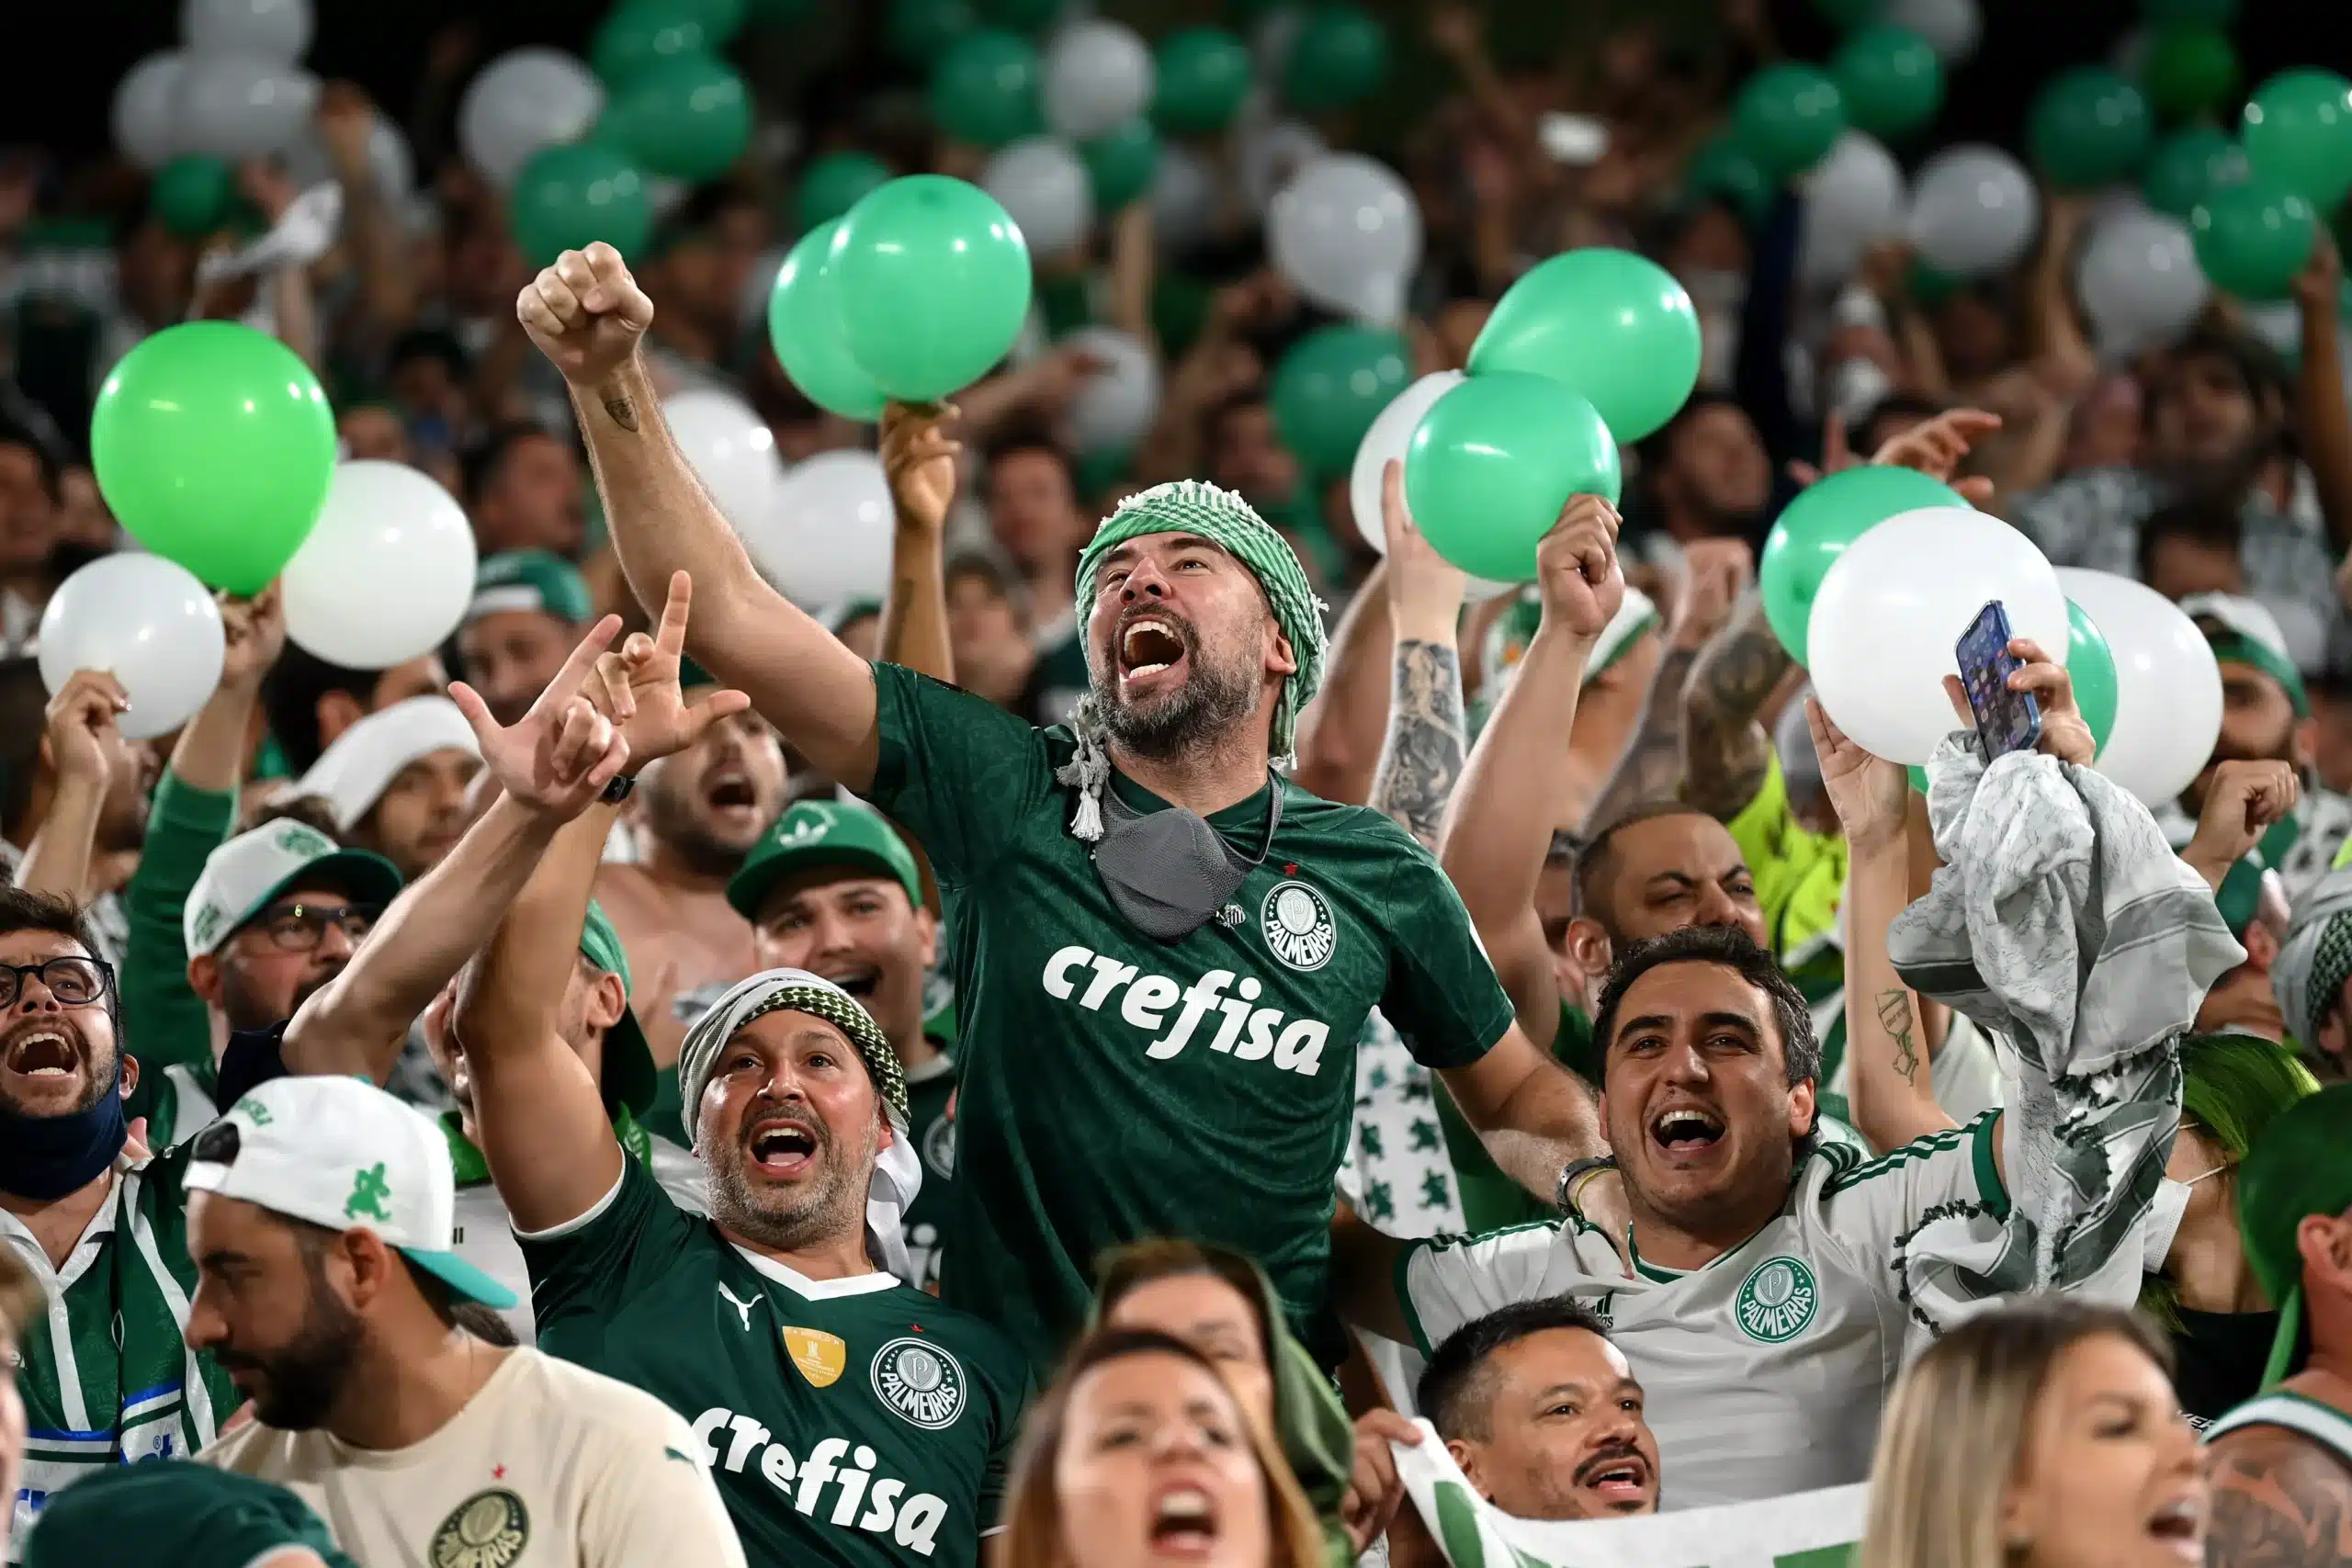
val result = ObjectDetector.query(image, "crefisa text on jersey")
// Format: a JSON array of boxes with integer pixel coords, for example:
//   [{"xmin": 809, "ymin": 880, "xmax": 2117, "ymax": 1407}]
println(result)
[
  {"xmin": 691, "ymin": 1412, "xmax": 952, "ymax": 1555},
  {"xmin": 1041, "ymin": 948, "xmax": 1333, "ymax": 1074}
]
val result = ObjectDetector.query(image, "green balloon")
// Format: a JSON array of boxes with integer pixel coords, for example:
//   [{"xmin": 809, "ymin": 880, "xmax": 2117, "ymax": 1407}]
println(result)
[
  {"xmin": 1402, "ymin": 371, "xmax": 1622, "ymax": 584},
  {"xmin": 1467, "ymin": 248, "xmax": 1701, "ymax": 445},
  {"xmin": 889, "ymin": 0, "xmax": 978, "ymax": 66},
  {"xmin": 2242, "ymin": 69, "xmax": 2352, "ymax": 211},
  {"xmin": 797, "ymin": 152, "xmax": 893, "ymax": 233},
  {"xmin": 2064, "ymin": 598, "xmax": 2120, "ymax": 757},
  {"xmin": 832, "ymin": 175, "xmax": 1034, "ymax": 401},
  {"xmin": 1831, "ymin": 27, "xmax": 1942, "ymax": 141},
  {"xmin": 1684, "ymin": 135, "xmax": 1772, "ymax": 223},
  {"xmin": 674, "ymin": 0, "xmax": 746, "ymax": 41},
  {"xmin": 2142, "ymin": 0, "xmax": 2234, "ymax": 25},
  {"xmin": 153, "ymin": 155, "xmax": 235, "ymax": 238},
  {"xmin": 1283, "ymin": 6, "xmax": 1387, "ymax": 114},
  {"xmin": 1154, "ymin": 27, "xmax": 1253, "ymax": 134},
  {"xmin": 1813, "ymin": 0, "xmax": 1884, "ymax": 28},
  {"xmin": 592, "ymin": 0, "xmax": 711, "ymax": 86},
  {"xmin": 509, "ymin": 142, "xmax": 652, "ymax": 268},
  {"xmin": 766, "ymin": 221, "xmax": 888, "ymax": 421},
  {"xmin": 90, "ymin": 322, "xmax": 336, "ymax": 594},
  {"xmin": 2191, "ymin": 177, "xmax": 2317, "ymax": 300},
  {"xmin": 1733, "ymin": 63, "xmax": 1848, "ymax": 179},
  {"xmin": 1269, "ymin": 325, "xmax": 1409, "ymax": 479},
  {"xmin": 976, "ymin": 0, "xmax": 1061, "ymax": 31},
  {"xmin": 1758, "ymin": 467, "xmax": 1965, "ymax": 664},
  {"xmin": 2142, "ymin": 125, "xmax": 2249, "ymax": 218},
  {"xmin": 1908, "ymin": 763, "xmax": 1931, "ymax": 795},
  {"xmin": 603, "ymin": 52, "xmax": 752, "ymax": 181},
  {"xmin": 1081, "ymin": 121, "xmax": 1160, "ymax": 212},
  {"xmin": 929, "ymin": 29, "xmax": 1044, "ymax": 149},
  {"xmin": 2142, "ymin": 26, "xmax": 2238, "ymax": 119},
  {"xmin": 2029, "ymin": 67, "xmax": 2154, "ymax": 189}
]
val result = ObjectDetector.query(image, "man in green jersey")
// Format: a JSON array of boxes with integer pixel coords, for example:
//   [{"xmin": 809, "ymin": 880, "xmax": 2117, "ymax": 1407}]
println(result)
[
  {"xmin": 24, "ymin": 1463, "xmax": 356, "ymax": 1568},
  {"xmin": 731, "ymin": 800, "xmax": 957, "ymax": 1292},
  {"xmin": 516, "ymin": 242, "xmax": 1617, "ymax": 1372}
]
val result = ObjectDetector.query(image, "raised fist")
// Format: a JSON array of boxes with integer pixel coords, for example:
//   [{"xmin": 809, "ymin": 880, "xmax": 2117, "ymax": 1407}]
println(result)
[{"xmin": 515, "ymin": 242, "xmax": 656, "ymax": 388}]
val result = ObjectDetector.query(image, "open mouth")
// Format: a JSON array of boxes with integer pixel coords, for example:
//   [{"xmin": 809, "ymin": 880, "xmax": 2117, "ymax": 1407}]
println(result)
[
  {"xmin": 1148, "ymin": 1485, "xmax": 1219, "ymax": 1558},
  {"xmin": 1649, "ymin": 1104, "xmax": 1725, "ymax": 1156},
  {"xmin": 745, "ymin": 1116, "xmax": 820, "ymax": 1179},
  {"xmin": 1573, "ymin": 1450, "xmax": 1652, "ymax": 1507},
  {"xmin": 823, "ymin": 964, "xmax": 880, "ymax": 1001},
  {"xmin": 1118, "ymin": 615, "xmax": 1190, "ymax": 689},
  {"xmin": 705, "ymin": 768, "xmax": 759, "ymax": 813},
  {"xmin": 2146, "ymin": 1495, "xmax": 2204, "ymax": 1562},
  {"xmin": 2, "ymin": 1026, "xmax": 81, "ymax": 1079}
]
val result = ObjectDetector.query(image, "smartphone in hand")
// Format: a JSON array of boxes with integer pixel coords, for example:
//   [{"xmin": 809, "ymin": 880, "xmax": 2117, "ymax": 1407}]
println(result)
[{"xmin": 1955, "ymin": 600, "xmax": 2041, "ymax": 763}]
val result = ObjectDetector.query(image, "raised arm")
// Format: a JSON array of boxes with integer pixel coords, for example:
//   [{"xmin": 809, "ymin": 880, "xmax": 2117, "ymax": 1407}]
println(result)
[
  {"xmin": 16, "ymin": 671, "xmax": 128, "ymax": 903},
  {"xmin": 279, "ymin": 619, "xmax": 631, "ymax": 1082},
  {"xmin": 1367, "ymin": 461, "xmax": 1468, "ymax": 850},
  {"xmin": 2293, "ymin": 233, "xmax": 2352, "ymax": 554},
  {"xmin": 877, "ymin": 400, "xmax": 961, "ymax": 683},
  {"xmin": 518, "ymin": 243, "xmax": 879, "ymax": 790},
  {"xmin": 1679, "ymin": 585, "xmax": 1790, "ymax": 820},
  {"xmin": 1584, "ymin": 538, "xmax": 1748, "ymax": 827}
]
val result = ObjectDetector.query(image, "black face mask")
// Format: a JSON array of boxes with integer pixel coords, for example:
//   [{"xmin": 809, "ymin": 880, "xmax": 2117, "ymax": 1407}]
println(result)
[
  {"xmin": 1090, "ymin": 773, "xmax": 1283, "ymax": 942},
  {"xmin": 2171, "ymin": 1306, "xmax": 2282, "ymax": 1424},
  {"xmin": 0, "ymin": 1055, "xmax": 128, "ymax": 1200}
]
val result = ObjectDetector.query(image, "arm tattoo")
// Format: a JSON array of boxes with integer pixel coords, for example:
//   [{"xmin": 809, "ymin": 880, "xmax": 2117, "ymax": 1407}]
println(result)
[
  {"xmin": 1371, "ymin": 640, "xmax": 1466, "ymax": 850},
  {"xmin": 1680, "ymin": 593, "xmax": 1793, "ymax": 819},
  {"xmin": 1874, "ymin": 988, "xmax": 1921, "ymax": 1086},
  {"xmin": 2207, "ymin": 1433, "xmax": 2352, "ymax": 1568},
  {"xmin": 601, "ymin": 391, "xmax": 641, "ymax": 433},
  {"xmin": 1588, "ymin": 646, "xmax": 1697, "ymax": 827}
]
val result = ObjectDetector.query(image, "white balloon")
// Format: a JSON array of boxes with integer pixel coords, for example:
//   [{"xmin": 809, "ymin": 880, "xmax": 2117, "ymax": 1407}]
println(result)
[
  {"xmin": 1801, "ymin": 133, "xmax": 1906, "ymax": 290},
  {"xmin": 114, "ymin": 51, "xmax": 188, "ymax": 169},
  {"xmin": 1060, "ymin": 327, "xmax": 1161, "ymax": 457},
  {"xmin": 38, "ymin": 555, "xmax": 226, "ymax": 741},
  {"xmin": 175, "ymin": 53, "xmax": 319, "ymax": 161},
  {"xmin": 1270, "ymin": 152, "xmax": 1422, "ymax": 325},
  {"xmin": 2055, "ymin": 569, "xmax": 2223, "ymax": 807},
  {"xmin": 1150, "ymin": 143, "xmax": 1217, "ymax": 258},
  {"xmin": 751, "ymin": 451, "xmax": 895, "ymax": 610},
  {"xmin": 279, "ymin": 106, "xmax": 413, "ymax": 205},
  {"xmin": 281, "ymin": 462, "xmax": 478, "ymax": 670},
  {"xmin": 1042, "ymin": 21, "xmax": 1155, "ymax": 141},
  {"xmin": 458, "ymin": 49, "xmax": 604, "ymax": 188},
  {"xmin": 1907, "ymin": 144, "xmax": 2039, "ymax": 279},
  {"xmin": 1238, "ymin": 118, "xmax": 1326, "ymax": 213},
  {"xmin": 2076, "ymin": 210, "xmax": 2209, "ymax": 360},
  {"xmin": 183, "ymin": 0, "xmax": 311, "ymax": 64},
  {"xmin": 665, "ymin": 390, "xmax": 785, "ymax": 535},
  {"xmin": 1884, "ymin": 0, "xmax": 1980, "ymax": 63},
  {"xmin": 981, "ymin": 138, "xmax": 1094, "ymax": 259},
  {"xmin": 1807, "ymin": 506, "xmax": 2069, "ymax": 766},
  {"xmin": 1351, "ymin": 372, "xmax": 1463, "ymax": 557}
]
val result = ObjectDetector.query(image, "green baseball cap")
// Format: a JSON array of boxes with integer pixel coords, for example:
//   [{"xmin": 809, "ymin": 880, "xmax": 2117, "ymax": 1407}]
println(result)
[
  {"xmin": 728, "ymin": 800, "xmax": 923, "ymax": 921},
  {"xmin": 2186, "ymin": 592, "xmax": 2310, "ymax": 716},
  {"xmin": 2237, "ymin": 1081, "xmax": 2352, "ymax": 1386},
  {"xmin": 469, "ymin": 549, "xmax": 594, "ymax": 626},
  {"xmin": 23, "ymin": 1461, "xmax": 357, "ymax": 1568},
  {"xmin": 185, "ymin": 819, "xmax": 404, "ymax": 958},
  {"xmin": 580, "ymin": 898, "xmax": 657, "ymax": 1119}
]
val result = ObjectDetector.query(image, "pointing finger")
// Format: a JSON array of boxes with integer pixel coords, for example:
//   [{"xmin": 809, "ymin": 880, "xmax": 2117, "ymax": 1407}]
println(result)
[
  {"xmin": 541, "ymin": 615, "xmax": 625, "ymax": 713},
  {"xmin": 447, "ymin": 680, "xmax": 499, "ymax": 747},
  {"xmin": 655, "ymin": 571, "xmax": 693, "ymax": 660}
]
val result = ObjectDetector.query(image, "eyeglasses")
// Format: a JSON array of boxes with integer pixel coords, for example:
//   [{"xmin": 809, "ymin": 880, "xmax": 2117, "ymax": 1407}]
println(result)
[
  {"xmin": 0, "ymin": 955, "xmax": 115, "ymax": 1009},
  {"xmin": 247, "ymin": 903, "xmax": 382, "ymax": 953}
]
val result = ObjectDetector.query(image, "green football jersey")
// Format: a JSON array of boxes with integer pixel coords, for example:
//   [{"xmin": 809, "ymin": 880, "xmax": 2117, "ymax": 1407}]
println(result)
[
  {"xmin": 520, "ymin": 1157, "xmax": 1027, "ymax": 1568},
  {"xmin": 5, "ymin": 1145, "xmax": 241, "ymax": 1561},
  {"xmin": 903, "ymin": 1052, "xmax": 957, "ymax": 1294},
  {"xmin": 865, "ymin": 664, "xmax": 1516, "ymax": 1372}
]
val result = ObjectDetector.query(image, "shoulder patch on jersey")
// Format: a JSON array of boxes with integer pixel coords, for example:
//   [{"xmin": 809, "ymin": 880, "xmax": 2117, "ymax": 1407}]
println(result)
[
  {"xmin": 872, "ymin": 1336, "xmax": 967, "ymax": 1429},
  {"xmin": 1260, "ymin": 880, "xmax": 1338, "ymax": 972},
  {"xmin": 786, "ymin": 1325, "xmax": 848, "ymax": 1387},
  {"xmin": 1734, "ymin": 1255, "xmax": 1819, "ymax": 1344},
  {"xmin": 430, "ymin": 1487, "xmax": 530, "ymax": 1568}
]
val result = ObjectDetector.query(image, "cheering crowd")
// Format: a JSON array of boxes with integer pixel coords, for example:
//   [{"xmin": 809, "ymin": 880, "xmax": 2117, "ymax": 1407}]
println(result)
[{"xmin": 8, "ymin": 2, "xmax": 2352, "ymax": 1567}]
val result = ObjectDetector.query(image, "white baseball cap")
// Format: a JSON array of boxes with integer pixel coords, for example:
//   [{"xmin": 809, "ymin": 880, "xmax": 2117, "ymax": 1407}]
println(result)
[
  {"xmin": 185, "ymin": 819, "xmax": 404, "ymax": 957},
  {"xmin": 295, "ymin": 695, "xmax": 481, "ymax": 831},
  {"xmin": 187, "ymin": 1077, "xmax": 517, "ymax": 1309}
]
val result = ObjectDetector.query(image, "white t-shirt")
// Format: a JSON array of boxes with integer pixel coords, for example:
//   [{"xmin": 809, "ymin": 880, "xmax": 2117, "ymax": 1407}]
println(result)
[
  {"xmin": 1400, "ymin": 1114, "xmax": 2031, "ymax": 1510},
  {"xmin": 202, "ymin": 1348, "xmax": 746, "ymax": 1568}
]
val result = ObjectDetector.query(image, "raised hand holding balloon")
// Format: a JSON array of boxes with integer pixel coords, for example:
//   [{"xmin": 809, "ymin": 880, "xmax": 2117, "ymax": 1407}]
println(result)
[
  {"xmin": 1404, "ymin": 372, "xmax": 1621, "ymax": 584},
  {"xmin": 38, "ymin": 555, "xmax": 227, "ymax": 740}
]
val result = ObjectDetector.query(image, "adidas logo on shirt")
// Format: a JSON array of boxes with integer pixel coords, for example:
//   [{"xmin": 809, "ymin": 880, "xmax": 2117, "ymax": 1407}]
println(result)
[
  {"xmin": 1039, "ymin": 947, "xmax": 1331, "ymax": 1076},
  {"xmin": 692, "ymin": 1411, "xmax": 951, "ymax": 1555}
]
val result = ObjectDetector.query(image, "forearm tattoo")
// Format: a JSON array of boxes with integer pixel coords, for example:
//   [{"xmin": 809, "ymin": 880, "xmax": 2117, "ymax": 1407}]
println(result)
[
  {"xmin": 2207, "ymin": 1435, "xmax": 2352, "ymax": 1568},
  {"xmin": 1588, "ymin": 646, "xmax": 1698, "ymax": 828},
  {"xmin": 1372, "ymin": 640, "xmax": 1466, "ymax": 851},
  {"xmin": 1681, "ymin": 593, "xmax": 1792, "ymax": 819},
  {"xmin": 601, "ymin": 390, "xmax": 641, "ymax": 433},
  {"xmin": 1874, "ymin": 988, "xmax": 1921, "ymax": 1086}
]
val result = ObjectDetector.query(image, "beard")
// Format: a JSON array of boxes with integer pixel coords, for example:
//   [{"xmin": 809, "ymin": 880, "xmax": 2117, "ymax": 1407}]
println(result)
[
  {"xmin": 641, "ymin": 773, "xmax": 755, "ymax": 880},
  {"xmin": 0, "ymin": 1013, "xmax": 118, "ymax": 1117},
  {"xmin": 703, "ymin": 1097, "xmax": 878, "ymax": 1253},
  {"xmin": 213, "ymin": 1251, "xmax": 364, "ymax": 1430},
  {"xmin": 217, "ymin": 959, "xmax": 340, "ymax": 1034},
  {"xmin": 1093, "ymin": 619, "xmax": 1263, "ymax": 761}
]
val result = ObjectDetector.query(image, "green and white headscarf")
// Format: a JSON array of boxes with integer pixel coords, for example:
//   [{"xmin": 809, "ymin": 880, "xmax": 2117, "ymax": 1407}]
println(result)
[
  {"xmin": 1062, "ymin": 479, "xmax": 1330, "ymax": 842},
  {"xmin": 2275, "ymin": 864, "xmax": 2352, "ymax": 1052}
]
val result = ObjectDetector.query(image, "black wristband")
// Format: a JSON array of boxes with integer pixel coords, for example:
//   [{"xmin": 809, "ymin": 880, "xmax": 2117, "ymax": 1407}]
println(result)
[
  {"xmin": 1556, "ymin": 1154, "xmax": 1617, "ymax": 1215},
  {"xmin": 600, "ymin": 773, "xmax": 638, "ymax": 805}
]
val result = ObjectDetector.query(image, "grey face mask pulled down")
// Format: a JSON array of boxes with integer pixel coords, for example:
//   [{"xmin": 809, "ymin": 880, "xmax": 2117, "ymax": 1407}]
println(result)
[{"xmin": 1088, "ymin": 773, "xmax": 1283, "ymax": 942}]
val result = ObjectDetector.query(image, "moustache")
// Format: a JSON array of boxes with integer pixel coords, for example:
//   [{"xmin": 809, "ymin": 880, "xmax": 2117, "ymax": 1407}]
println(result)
[{"xmin": 1572, "ymin": 1441, "xmax": 1649, "ymax": 1488}]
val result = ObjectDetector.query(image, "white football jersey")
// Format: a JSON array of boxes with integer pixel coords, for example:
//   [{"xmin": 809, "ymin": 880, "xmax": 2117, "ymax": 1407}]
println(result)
[{"xmin": 1402, "ymin": 1112, "xmax": 2040, "ymax": 1509}]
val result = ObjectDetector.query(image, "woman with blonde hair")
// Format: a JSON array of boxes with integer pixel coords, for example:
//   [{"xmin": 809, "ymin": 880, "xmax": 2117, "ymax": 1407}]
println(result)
[
  {"xmin": 995, "ymin": 1326, "xmax": 1330, "ymax": 1568},
  {"xmin": 1860, "ymin": 1299, "xmax": 2209, "ymax": 1568}
]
